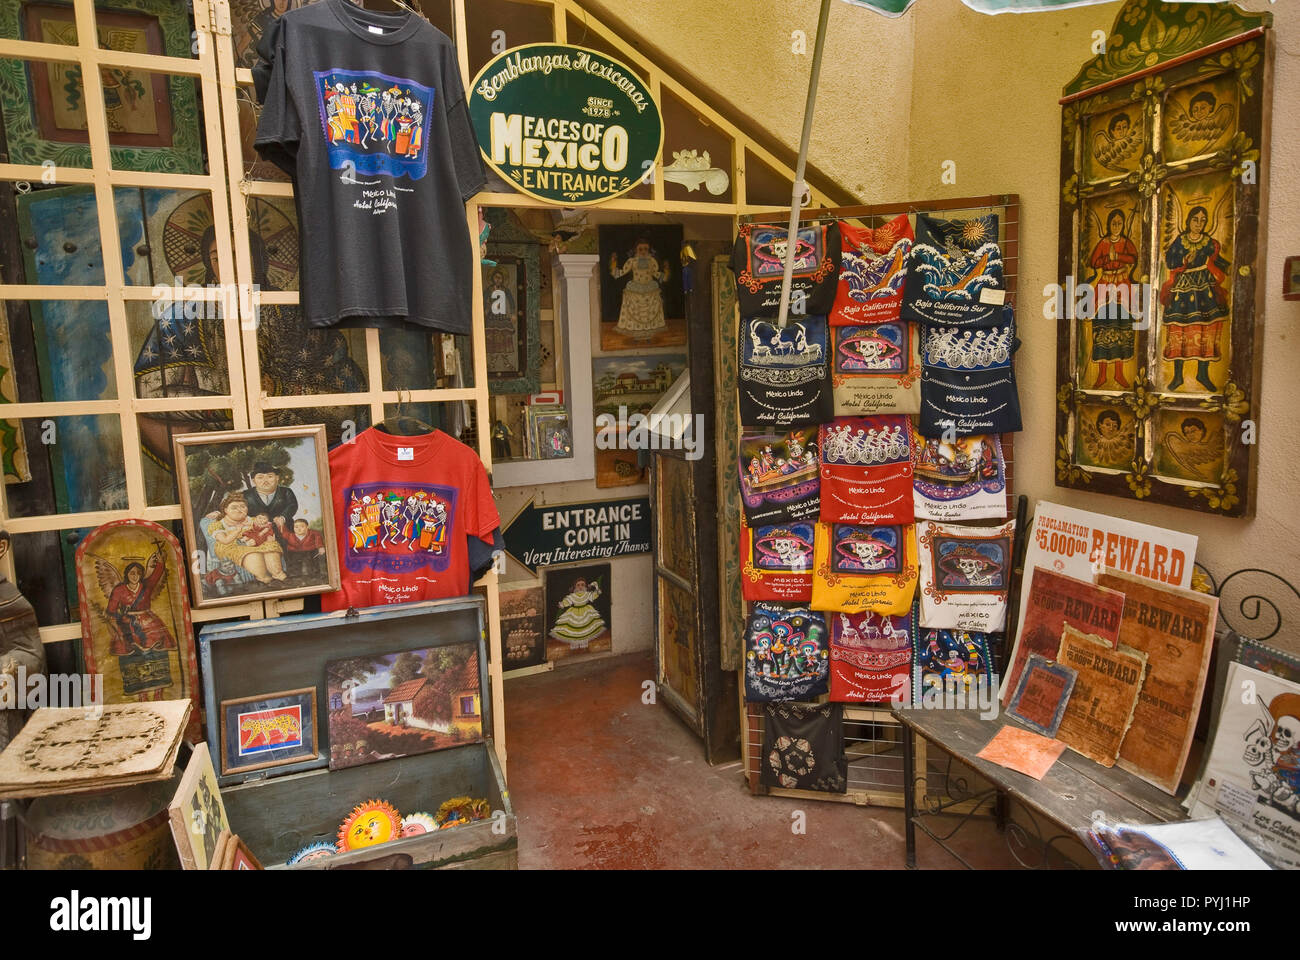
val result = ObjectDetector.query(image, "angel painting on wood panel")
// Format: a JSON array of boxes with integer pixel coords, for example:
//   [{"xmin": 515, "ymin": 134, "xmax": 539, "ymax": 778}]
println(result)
[
  {"xmin": 1160, "ymin": 191, "xmax": 1231, "ymax": 392},
  {"xmin": 1091, "ymin": 110, "xmax": 1142, "ymax": 175},
  {"xmin": 1079, "ymin": 407, "xmax": 1136, "ymax": 469},
  {"xmin": 1084, "ymin": 205, "xmax": 1140, "ymax": 388},
  {"xmin": 92, "ymin": 543, "xmax": 178, "ymax": 699},
  {"xmin": 1165, "ymin": 89, "xmax": 1235, "ymax": 156},
  {"xmin": 1161, "ymin": 415, "xmax": 1224, "ymax": 481}
]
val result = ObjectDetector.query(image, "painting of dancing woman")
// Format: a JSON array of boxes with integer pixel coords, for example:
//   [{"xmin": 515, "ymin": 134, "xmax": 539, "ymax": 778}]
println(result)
[{"xmin": 544, "ymin": 564, "xmax": 613, "ymax": 660}]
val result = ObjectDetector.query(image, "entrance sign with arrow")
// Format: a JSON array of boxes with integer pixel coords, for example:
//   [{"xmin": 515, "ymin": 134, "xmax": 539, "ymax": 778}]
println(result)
[{"xmin": 502, "ymin": 496, "xmax": 651, "ymax": 574}]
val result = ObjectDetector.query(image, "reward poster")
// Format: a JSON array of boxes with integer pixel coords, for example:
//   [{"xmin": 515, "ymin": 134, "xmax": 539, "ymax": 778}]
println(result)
[{"xmin": 1016, "ymin": 501, "xmax": 1196, "ymax": 647}]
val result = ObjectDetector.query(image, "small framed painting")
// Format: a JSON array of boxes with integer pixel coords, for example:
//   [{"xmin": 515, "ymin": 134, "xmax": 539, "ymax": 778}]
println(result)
[
  {"xmin": 484, "ymin": 243, "xmax": 541, "ymax": 396},
  {"xmin": 325, "ymin": 642, "xmax": 483, "ymax": 771},
  {"xmin": 172, "ymin": 425, "xmax": 339, "ymax": 607},
  {"xmin": 229, "ymin": 835, "xmax": 263, "ymax": 870},
  {"xmin": 1007, "ymin": 654, "xmax": 1078, "ymax": 738},
  {"xmin": 219, "ymin": 688, "xmax": 319, "ymax": 777},
  {"xmin": 1283, "ymin": 255, "xmax": 1300, "ymax": 302}
]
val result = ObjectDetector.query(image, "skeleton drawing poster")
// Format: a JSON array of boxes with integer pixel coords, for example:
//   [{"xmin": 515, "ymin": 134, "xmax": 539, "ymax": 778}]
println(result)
[
  {"xmin": 1190, "ymin": 663, "xmax": 1300, "ymax": 870},
  {"xmin": 817, "ymin": 415, "xmax": 914, "ymax": 526},
  {"xmin": 830, "ymin": 320, "xmax": 921, "ymax": 417},
  {"xmin": 731, "ymin": 222, "xmax": 841, "ymax": 318},
  {"xmin": 810, "ymin": 522, "xmax": 917, "ymax": 616},
  {"xmin": 740, "ymin": 517, "xmax": 813, "ymax": 605}
]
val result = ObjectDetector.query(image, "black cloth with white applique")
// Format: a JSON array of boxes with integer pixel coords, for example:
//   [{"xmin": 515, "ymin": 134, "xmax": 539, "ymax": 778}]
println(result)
[
  {"xmin": 760, "ymin": 702, "xmax": 846, "ymax": 793},
  {"xmin": 732, "ymin": 222, "xmax": 841, "ymax": 318},
  {"xmin": 255, "ymin": 0, "xmax": 486, "ymax": 332},
  {"xmin": 918, "ymin": 303, "xmax": 1021, "ymax": 436},
  {"xmin": 738, "ymin": 314, "xmax": 833, "ymax": 428}
]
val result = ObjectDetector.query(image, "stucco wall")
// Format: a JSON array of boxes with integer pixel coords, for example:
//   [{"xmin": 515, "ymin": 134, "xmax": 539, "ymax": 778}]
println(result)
[
  {"xmin": 583, "ymin": 0, "xmax": 913, "ymax": 202},
  {"xmin": 587, "ymin": 0, "xmax": 1300, "ymax": 644}
]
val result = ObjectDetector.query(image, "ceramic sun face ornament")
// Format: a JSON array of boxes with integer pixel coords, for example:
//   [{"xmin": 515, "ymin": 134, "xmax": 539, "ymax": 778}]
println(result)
[{"xmin": 337, "ymin": 799, "xmax": 403, "ymax": 851}]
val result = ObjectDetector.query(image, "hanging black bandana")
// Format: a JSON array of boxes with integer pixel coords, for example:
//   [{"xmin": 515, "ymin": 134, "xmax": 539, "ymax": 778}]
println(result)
[
  {"xmin": 760, "ymin": 702, "xmax": 847, "ymax": 793},
  {"xmin": 902, "ymin": 213, "xmax": 1004, "ymax": 327},
  {"xmin": 919, "ymin": 305, "xmax": 1021, "ymax": 436},
  {"xmin": 732, "ymin": 222, "xmax": 841, "ymax": 318},
  {"xmin": 738, "ymin": 314, "xmax": 833, "ymax": 428}
]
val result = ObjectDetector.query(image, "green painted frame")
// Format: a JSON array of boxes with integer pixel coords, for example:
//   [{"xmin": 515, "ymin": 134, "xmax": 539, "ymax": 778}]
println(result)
[{"xmin": 0, "ymin": 0, "xmax": 204, "ymax": 173}]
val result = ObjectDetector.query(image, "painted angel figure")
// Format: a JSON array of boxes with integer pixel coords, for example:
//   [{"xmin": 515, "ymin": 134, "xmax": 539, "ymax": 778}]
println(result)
[
  {"xmin": 1162, "ymin": 416, "xmax": 1222, "ymax": 480},
  {"xmin": 1160, "ymin": 194, "xmax": 1231, "ymax": 391},
  {"xmin": 1080, "ymin": 408, "xmax": 1134, "ymax": 467},
  {"xmin": 1084, "ymin": 206, "xmax": 1140, "ymax": 388},
  {"xmin": 1092, "ymin": 110, "xmax": 1142, "ymax": 173},
  {"xmin": 1165, "ymin": 90, "xmax": 1235, "ymax": 154},
  {"xmin": 610, "ymin": 239, "xmax": 670, "ymax": 339},
  {"xmin": 95, "ymin": 544, "xmax": 177, "ymax": 699}
]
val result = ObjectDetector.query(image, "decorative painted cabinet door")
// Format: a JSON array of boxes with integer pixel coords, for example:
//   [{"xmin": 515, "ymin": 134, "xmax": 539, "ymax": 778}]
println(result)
[{"xmin": 1055, "ymin": 0, "xmax": 1272, "ymax": 517}]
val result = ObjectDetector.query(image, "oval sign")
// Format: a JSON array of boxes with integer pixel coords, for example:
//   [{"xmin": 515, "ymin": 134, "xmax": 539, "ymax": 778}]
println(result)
[{"xmin": 468, "ymin": 43, "xmax": 663, "ymax": 206}]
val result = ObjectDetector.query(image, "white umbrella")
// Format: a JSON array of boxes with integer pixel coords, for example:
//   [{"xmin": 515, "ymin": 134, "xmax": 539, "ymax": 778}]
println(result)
[{"xmin": 773, "ymin": 0, "xmax": 1226, "ymax": 326}]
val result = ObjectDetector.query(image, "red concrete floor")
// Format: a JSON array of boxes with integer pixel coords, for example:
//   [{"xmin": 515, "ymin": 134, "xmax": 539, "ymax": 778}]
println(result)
[{"xmin": 504, "ymin": 651, "xmax": 1025, "ymax": 869}]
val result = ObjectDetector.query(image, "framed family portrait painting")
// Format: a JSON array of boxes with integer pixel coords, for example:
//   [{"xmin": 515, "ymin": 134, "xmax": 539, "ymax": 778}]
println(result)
[{"xmin": 172, "ymin": 426, "xmax": 339, "ymax": 607}]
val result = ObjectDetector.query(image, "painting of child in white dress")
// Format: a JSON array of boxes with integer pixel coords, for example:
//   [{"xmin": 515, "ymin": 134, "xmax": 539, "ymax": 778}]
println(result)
[{"xmin": 599, "ymin": 225, "xmax": 687, "ymax": 350}]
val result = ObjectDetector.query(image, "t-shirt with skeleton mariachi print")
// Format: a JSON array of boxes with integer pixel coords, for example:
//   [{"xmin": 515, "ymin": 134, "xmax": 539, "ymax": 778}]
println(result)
[
  {"xmin": 323, "ymin": 427, "xmax": 500, "ymax": 611},
  {"xmin": 255, "ymin": 0, "xmax": 486, "ymax": 331}
]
